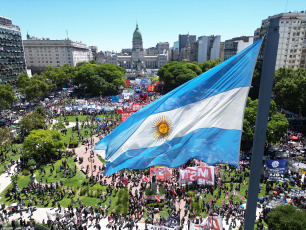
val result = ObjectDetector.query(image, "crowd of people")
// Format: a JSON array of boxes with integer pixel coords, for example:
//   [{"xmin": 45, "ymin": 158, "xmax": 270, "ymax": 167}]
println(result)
[{"xmin": 0, "ymin": 87, "xmax": 305, "ymax": 230}]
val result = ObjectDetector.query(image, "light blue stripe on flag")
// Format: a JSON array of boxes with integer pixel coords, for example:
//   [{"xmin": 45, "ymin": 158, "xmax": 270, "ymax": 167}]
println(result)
[{"xmin": 95, "ymin": 39, "xmax": 263, "ymax": 175}]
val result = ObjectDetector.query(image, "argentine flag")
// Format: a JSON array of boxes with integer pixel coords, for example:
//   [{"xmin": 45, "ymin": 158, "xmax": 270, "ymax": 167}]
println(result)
[{"xmin": 95, "ymin": 39, "xmax": 263, "ymax": 175}]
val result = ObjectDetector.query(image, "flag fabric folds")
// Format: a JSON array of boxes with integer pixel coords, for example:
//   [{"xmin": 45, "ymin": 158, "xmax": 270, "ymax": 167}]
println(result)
[{"xmin": 95, "ymin": 39, "xmax": 263, "ymax": 175}]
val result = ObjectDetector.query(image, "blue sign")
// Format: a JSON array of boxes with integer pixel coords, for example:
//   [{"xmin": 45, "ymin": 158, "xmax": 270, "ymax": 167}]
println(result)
[
  {"xmin": 112, "ymin": 96, "xmax": 119, "ymax": 102},
  {"xmin": 266, "ymin": 159, "xmax": 289, "ymax": 181}
]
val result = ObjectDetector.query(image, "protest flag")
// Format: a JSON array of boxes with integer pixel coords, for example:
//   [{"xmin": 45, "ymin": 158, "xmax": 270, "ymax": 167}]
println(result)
[{"xmin": 94, "ymin": 39, "xmax": 263, "ymax": 175}]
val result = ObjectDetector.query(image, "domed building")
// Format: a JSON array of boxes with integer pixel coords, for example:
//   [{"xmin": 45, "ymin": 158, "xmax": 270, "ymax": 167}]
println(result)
[{"xmin": 103, "ymin": 24, "xmax": 168, "ymax": 72}]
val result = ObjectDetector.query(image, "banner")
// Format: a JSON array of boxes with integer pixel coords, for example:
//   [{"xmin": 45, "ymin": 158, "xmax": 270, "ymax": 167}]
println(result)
[
  {"xmin": 125, "ymin": 79, "xmax": 130, "ymax": 87},
  {"xmin": 147, "ymin": 225, "xmax": 178, "ymax": 230},
  {"xmin": 180, "ymin": 166, "xmax": 214, "ymax": 185},
  {"xmin": 117, "ymin": 107, "xmax": 123, "ymax": 114},
  {"xmin": 146, "ymin": 195, "xmax": 163, "ymax": 203},
  {"xmin": 239, "ymin": 161, "xmax": 245, "ymax": 165},
  {"xmin": 190, "ymin": 216, "xmax": 223, "ymax": 230},
  {"xmin": 164, "ymin": 214, "xmax": 180, "ymax": 228},
  {"xmin": 121, "ymin": 112, "xmax": 133, "ymax": 122},
  {"xmin": 112, "ymin": 96, "xmax": 119, "ymax": 102},
  {"xmin": 265, "ymin": 159, "xmax": 289, "ymax": 181},
  {"xmin": 148, "ymin": 85, "xmax": 155, "ymax": 91},
  {"xmin": 150, "ymin": 167, "xmax": 172, "ymax": 181},
  {"xmin": 132, "ymin": 104, "xmax": 142, "ymax": 112}
]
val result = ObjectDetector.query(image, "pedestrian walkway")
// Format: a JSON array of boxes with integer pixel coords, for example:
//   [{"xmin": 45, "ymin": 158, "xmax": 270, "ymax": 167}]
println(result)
[{"xmin": 0, "ymin": 164, "xmax": 16, "ymax": 195}]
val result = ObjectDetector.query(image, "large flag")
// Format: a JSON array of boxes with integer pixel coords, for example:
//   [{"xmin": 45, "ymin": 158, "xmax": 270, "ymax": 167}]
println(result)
[{"xmin": 95, "ymin": 39, "xmax": 262, "ymax": 175}]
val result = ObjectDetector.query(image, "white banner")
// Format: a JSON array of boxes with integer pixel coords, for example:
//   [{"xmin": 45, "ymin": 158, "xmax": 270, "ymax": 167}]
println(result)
[{"xmin": 190, "ymin": 216, "xmax": 223, "ymax": 230}]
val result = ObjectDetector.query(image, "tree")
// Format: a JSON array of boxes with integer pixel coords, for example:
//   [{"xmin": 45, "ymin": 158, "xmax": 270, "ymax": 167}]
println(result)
[
  {"xmin": 23, "ymin": 129, "xmax": 65, "ymax": 166},
  {"xmin": 52, "ymin": 121, "xmax": 65, "ymax": 131},
  {"xmin": 199, "ymin": 59, "xmax": 221, "ymax": 73},
  {"xmin": 17, "ymin": 74, "xmax": 53, "ymax": 102},
  {"xmin": 0, "ymin": 83, "xmax": 16, "ymax": 109},
  {"xmin": 242, "ymin": 97, "xmax": 288, "ymax": 147},
  {"xmin": 273, "ymin": 67, "xmax": 306, "ymax": 116},
  {"xmin": 158, "ymin": 61, "xmax": 202, "ymax": 92},
  {"xmin": 42, "ymin": 64, "xmax": 75, "ymax": 89},
  {"xmin": 266, "ymin": 205, "xmax": 306, "ymax": 230},
  {"xmin": 73, "ymin": 63, "xmax": 126, "ymax": 95},
  {"xmin": 0, "ymin": 127, "xmax": 11, "ymax": 156},
  {"xmin": 18, "ymin": 111, "xmax": 46, "ymax": 138}
]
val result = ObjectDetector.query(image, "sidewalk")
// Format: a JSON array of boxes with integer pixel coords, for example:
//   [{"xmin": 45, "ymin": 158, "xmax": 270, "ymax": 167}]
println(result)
[{"xmin": 0, "ymin": 164, "xmax": 16, "ymax": 195}]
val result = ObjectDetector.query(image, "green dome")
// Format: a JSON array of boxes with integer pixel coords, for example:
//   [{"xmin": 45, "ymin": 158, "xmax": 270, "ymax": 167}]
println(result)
[{"xmin": 133, "ymin": 24, "xmax": 142, "ymax": 39}]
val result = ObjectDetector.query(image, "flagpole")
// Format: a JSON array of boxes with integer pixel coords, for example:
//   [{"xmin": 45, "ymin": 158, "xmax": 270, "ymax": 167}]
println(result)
[{"xmin": 244, "ymin": 16, "xmax": 280, "ymax": 229}]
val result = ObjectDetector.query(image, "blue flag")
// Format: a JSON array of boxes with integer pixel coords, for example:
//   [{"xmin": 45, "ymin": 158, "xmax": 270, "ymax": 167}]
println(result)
[
  {"xmin": 265, "ymin": 159, "xmax": 289, "ymax": 181},
  {"xmin": 95, "ymin": 39, "xmax": 263, "ymax": 175}
]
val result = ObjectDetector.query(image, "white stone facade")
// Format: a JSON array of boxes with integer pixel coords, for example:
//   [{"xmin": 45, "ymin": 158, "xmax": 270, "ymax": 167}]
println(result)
[{"xmin": 23, "ymin": 38, "xmax": 93, "ymax": 72}]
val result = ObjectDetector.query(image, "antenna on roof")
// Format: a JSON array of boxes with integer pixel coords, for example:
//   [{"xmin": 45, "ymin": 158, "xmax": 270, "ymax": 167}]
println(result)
[{"xmin": 66, "ymin": 30, "xmax": 69, "ymax": 40}]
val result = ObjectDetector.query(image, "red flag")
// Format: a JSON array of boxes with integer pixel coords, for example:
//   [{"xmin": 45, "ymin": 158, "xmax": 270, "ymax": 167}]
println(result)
[{"xmin": 117, "ymin": 107, "xmax": 123, "ymax": 114}]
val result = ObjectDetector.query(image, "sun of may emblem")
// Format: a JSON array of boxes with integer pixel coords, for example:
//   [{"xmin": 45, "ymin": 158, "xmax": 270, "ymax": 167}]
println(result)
[{"xmin": 152, "ymin": 115, "xmax": 172, "ymax": 141}]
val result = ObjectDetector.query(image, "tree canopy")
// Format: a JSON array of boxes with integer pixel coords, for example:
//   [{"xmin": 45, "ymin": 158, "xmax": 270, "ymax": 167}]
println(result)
[
  {"xmin": 0, "ymin": 83, "xmax": 16, "ymax": 109},
  {"xmin": 73, "ymin": 63, "xmax": 126, "ymax": 95},
  {"xmin": 16, "ymin": 73, "xmax": 53, "ymax": 102},
  {"xmin": 18, "ymin": 110, "xmax": 46, "ymax": 138},
  {"xmin": 242, "ymin": 97, "xmax": 288, "ymax": 147},
  {"xmin": 157, "ymin": 61, "xmax": 202, "ymax": 92},
  {"xmin": 0, "ymin": 127, "xmax": 12, "ymax": 155},
  {"xmin": 273, "ymin": 67, "xmax": 306, "ymax": 116},
  {"xmin": 42, "ymin": 64, "xmax": 75, "ymax": 89},
  {"xmin": 198, "ymin": 59, "xmax": 221, "ymax": 73},
  {"xmin": 23, "ymin": 129, "xmax": 65, "ymax": 167},
  {"xmin": 266, "ymin": 205, "xmax": 306, "ymax": 230}
]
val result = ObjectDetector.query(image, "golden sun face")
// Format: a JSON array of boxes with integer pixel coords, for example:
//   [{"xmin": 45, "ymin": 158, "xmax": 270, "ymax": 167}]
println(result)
[{"xmin": 152, "ymin": 116, "xmax": 172, "ymax": 141}]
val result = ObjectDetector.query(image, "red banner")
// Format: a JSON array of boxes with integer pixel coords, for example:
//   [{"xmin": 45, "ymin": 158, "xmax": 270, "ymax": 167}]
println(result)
[
  {"xmin": 239, "ymin": 161, "xmax": 245, "ymax": 165},
  {"xmin": 180, "ymin": 166, "xmax": 214, "ymax": 185},
  {"xmin": 150, "ymin": 167, "xmax": 172, "ymax": 181},
  {"xmin": 121, "ymin": 112, "xmax": 133, "ymax": 122},
  {"xmin": 117, "ymin": 107, "xmax": 123, "ymax": 114},
  {"xmin": 132, "ymin": 104, "xmax": 142, "ymax": 112},
  {"xmin": 148, "ymin": 85, "xmax": 155, "ymax": 91},
  {"xmin": 125, "ymin": 79, "xmax": 130, "ymax": 87}
]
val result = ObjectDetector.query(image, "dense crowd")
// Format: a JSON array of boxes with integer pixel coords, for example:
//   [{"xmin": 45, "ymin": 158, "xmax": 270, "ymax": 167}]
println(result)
[{"xmin": 0, "ymin": 88, "xmax": 305, "ymax": 230}]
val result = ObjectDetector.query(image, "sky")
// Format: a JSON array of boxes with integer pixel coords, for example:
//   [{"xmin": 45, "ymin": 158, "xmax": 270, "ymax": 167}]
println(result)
[{"xmin": 1, "ymin": 0, "xmax": 305, "ymax": 52}]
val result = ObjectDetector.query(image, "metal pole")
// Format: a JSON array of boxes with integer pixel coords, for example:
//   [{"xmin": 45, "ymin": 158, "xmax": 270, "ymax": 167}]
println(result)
[{"xmin": 244, "ymin": 16, "xmax": 280, "ymax": 229}]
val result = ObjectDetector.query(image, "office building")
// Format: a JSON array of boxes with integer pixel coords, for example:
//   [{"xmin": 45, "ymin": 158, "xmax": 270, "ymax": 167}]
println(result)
[
  {"xmin": 179, "ymin": 34, "xmax": 196, "ymax": 51},
  {"xmin": 197, "ymin": 35, "xmax": 221, "ymax": 63},
  {"xmin": 224, "ymin": 36, "xmax": 254, "ymax": 61},
  {"xmin": 255, "ymin": 11, "xmax": 306, "ymax": 69},
  {"xmin": 0, "ymin": 15, "xmax": 26, "ymax": 83}
]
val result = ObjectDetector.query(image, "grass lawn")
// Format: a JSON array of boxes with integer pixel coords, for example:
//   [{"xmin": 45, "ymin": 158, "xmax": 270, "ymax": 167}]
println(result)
[
  {"xmin": 61, "ymin": 126, "xmax": 93, "ymax": 146},
  {"xmin": 0, "ymin": 143, "xmax": 22, "ymax": 175},
  {"xmin": 55, "ymin": 114, "xmax": 118, "ymax": 123},
  {"xmin": 0, "ymin": 156, "xmax": 124, "ymax": 210},
  {"xmin": 34, "ymin": 157, "xmax": 88, "ymax": 187}
]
